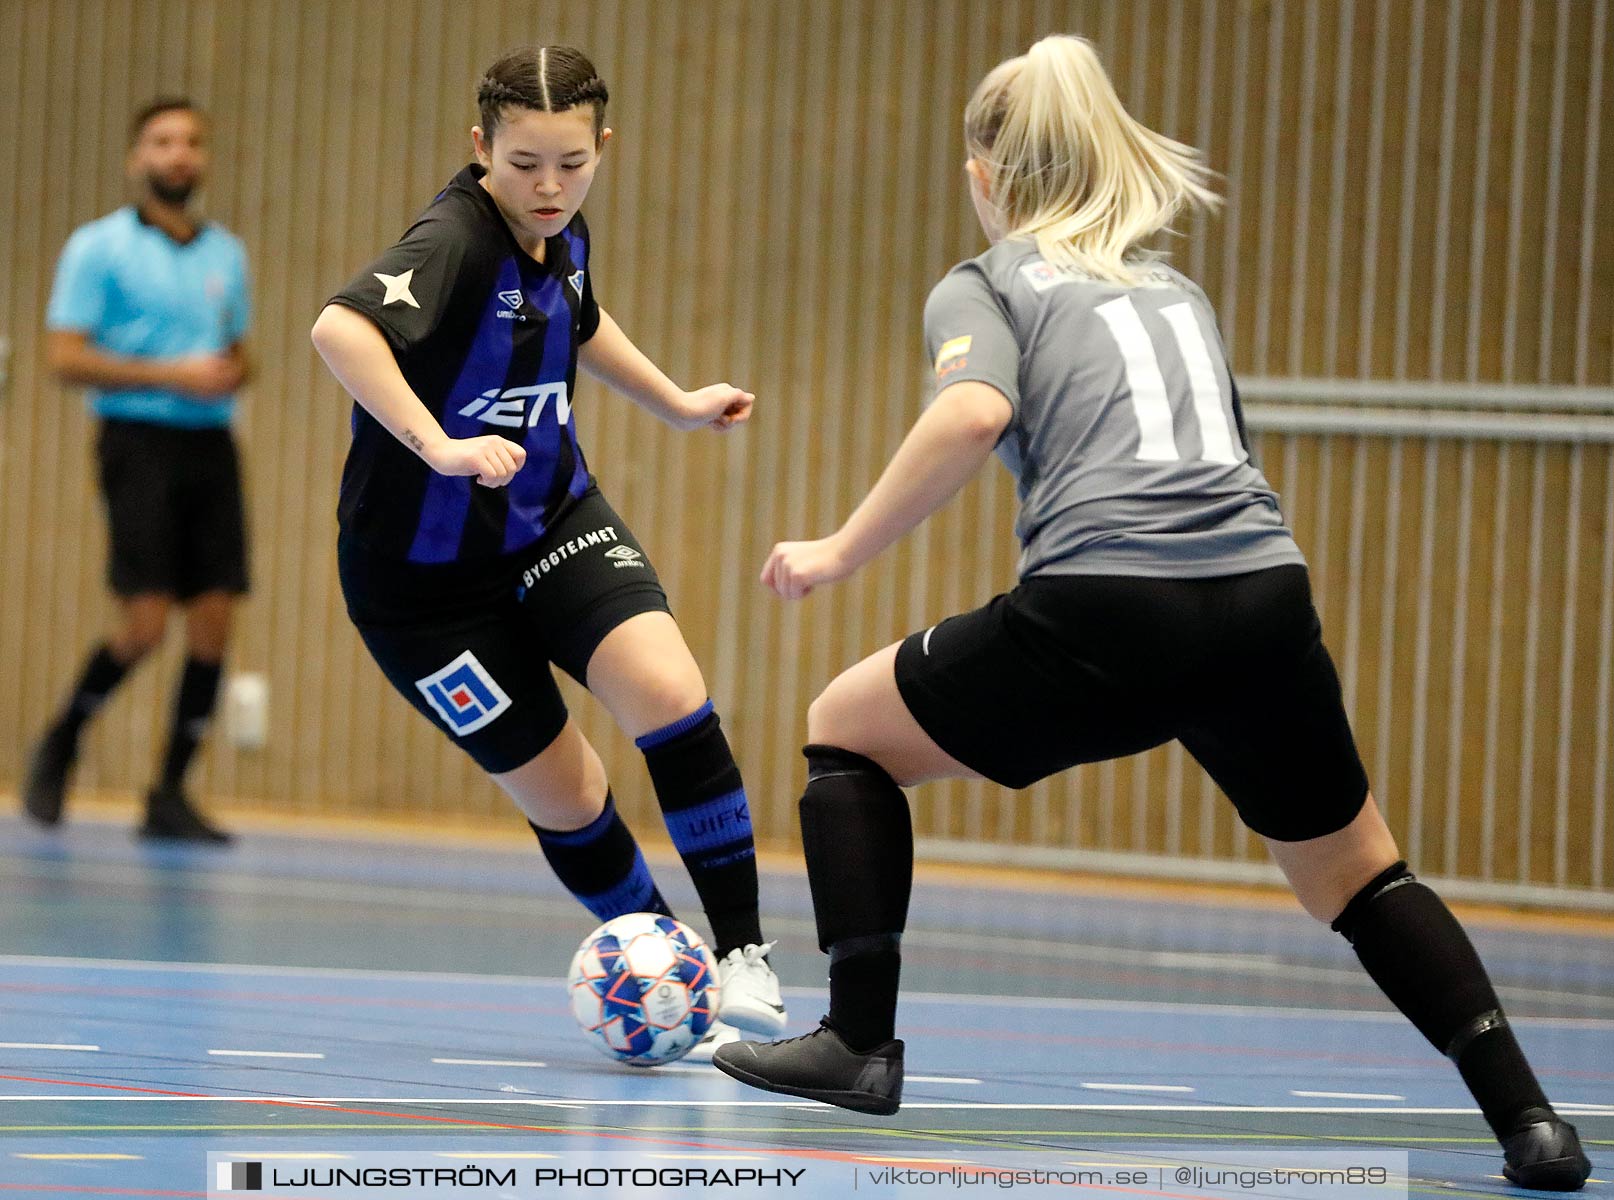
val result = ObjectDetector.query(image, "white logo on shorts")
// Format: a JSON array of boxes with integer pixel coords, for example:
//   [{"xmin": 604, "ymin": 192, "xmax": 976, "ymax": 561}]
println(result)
[{"xmin": 415, "ymin": 650, "xmax": 512, "ymax": 735}]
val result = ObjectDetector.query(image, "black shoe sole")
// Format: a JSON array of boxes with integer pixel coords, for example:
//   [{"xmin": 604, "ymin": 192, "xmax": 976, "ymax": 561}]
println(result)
[
  {"xmin": 1503, "ymin": 1157, "xmax": 1591, "ymax": 1192},
  {"xmin": 711, "ymin": 1053, "xmax": 901, "ymax": 1116},
  {"xmin": 138, "ymin": 823, "xmax": 233, "ymax": 845}
]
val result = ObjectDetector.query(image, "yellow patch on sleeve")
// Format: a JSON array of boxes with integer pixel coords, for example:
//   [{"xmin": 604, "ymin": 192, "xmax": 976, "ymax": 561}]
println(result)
[{"xmin": 934, "ymin": 335, "xmax": 972, "ymax": 373}]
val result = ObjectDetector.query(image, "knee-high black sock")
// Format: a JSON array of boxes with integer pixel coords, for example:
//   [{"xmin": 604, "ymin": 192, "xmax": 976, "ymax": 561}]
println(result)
[
  {"xmin": 800, "ymin": 744, "xmax": 912, "ymax": 1053},
  {"xmin": 1333, "ymin": 862, "xmax": 1551, "ymax": 1138},
  {"xmin": 157, "ymin": 658, "xmax": 223, "ymax": 790},
  {"xmin": 530, "ymin": 791, "xmax": 672, "ymax": 922},
  {"xmin": 637, "ymin": 702, "xmax": 762, "ymax": 956},
  {"xmin": 51, "ymin": 643, "xmax": 131, "ymax": 744}
]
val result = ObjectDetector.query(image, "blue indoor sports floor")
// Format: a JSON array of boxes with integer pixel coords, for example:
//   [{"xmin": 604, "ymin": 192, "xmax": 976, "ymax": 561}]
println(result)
[{"xmin": 0, "ymin": 809, "xmax": 1609, "ymax": 1197}]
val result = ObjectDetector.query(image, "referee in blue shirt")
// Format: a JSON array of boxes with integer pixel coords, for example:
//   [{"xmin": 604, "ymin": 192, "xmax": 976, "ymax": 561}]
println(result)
[{"xmin": 22, "ymin": 98, "xmax": 252, "ymax": 842}]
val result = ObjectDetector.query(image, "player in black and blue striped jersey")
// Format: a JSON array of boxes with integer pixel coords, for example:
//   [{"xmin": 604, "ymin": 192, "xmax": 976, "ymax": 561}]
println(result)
[{"xmin": 311, "ymin": 46, "xmax": 783, "ymax": 1051}]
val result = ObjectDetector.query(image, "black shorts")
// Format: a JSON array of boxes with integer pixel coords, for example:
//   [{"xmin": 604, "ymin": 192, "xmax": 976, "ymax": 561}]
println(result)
[
  {"xmin": 893, "ymin": 565, "xmax": 1369, "ymax": 842},
  {"xmin": 337, "ymin": 483, "xmax": 671, "ymax": 774},
  {"xmin": 96, "ymin": 419, "xmax": 250, "ymax": 599}
]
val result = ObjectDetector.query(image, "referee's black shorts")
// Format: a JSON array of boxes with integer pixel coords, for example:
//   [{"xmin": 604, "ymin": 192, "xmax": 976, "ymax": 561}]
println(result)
[
  {"xmin": 893, "ymin": 564, "xmax": 1370, "ymax": 842},
  {"xmin": 337, "ymin": 483, "xmax": 671, "ymax": 774},
  {"xmin": 96, "ymin": 419, "xmax": 250, "ymax": 599}
]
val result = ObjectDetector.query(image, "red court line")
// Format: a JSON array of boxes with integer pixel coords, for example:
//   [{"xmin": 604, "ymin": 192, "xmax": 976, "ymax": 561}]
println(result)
[
  {"xmin": 0, "ymin": 1072, "xmax": 903, "ymax": 1165},
  {"xmin": 0, "ymin": 1188, "xmax": 207, "ymax": 1198},
  {"xmin": 0, "ymin": 1075, "xmax": 209, "ymax": 1098}
]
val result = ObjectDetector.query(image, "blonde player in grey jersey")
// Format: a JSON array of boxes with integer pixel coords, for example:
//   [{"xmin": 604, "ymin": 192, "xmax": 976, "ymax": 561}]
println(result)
[{"xmin": 712, "ymin": 35, "xmax": 1588, "ymax": 1192}]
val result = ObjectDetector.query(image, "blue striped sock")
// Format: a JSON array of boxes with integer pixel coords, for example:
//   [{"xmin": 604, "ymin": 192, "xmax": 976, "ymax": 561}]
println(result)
[
  {"xmin": 530, "ymin": 792, "xmax": 671, "ymax": 922},
  {"xmin": 638, "ymin": 703, "xmax": 761, "ymax": 955}
]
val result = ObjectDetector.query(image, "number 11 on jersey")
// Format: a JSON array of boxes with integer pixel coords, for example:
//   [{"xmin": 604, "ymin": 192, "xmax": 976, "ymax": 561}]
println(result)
[{"xmin": 1095, "ymin": 295, "xmax": 1241, "ymax": 466}]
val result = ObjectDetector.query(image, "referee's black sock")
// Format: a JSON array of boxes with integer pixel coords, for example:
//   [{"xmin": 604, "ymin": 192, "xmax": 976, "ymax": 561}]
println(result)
[
  {"xmin": 530, "ymin": 791, "xmax": 672, "ymax": 922},
  {"xmin": 50, "ymin": 643, "xmax": 131, "ymax": 745},
  {"xmin": 1332, "ymin": 862, "xmax": 1551, "ymax": 1139},
  {"xmin": 800, "ymin": 744, "xmax": 912, "ymax": 1054},
  {"xmin": 637, "ymin": 702, "xmax": 762, "ymax": 957},
  {"xmin": 157, "ymin": 658, "xmax": 223, "ymax": 790}
]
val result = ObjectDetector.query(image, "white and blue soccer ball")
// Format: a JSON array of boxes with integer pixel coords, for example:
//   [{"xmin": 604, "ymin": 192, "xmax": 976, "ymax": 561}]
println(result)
[{"xmin": 567, "ymin": 913, "xmax": 719, "ymax": 1067}]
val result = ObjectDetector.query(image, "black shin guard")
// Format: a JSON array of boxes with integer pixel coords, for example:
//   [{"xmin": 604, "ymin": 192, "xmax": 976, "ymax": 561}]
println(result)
[
  {"xmin": 800, "ymin": 745, "xmax": 913, "ymax": 1051},
  {"xmin": 1334, "ymin": 862, "xmax": 1550, "ymax": 1137}
]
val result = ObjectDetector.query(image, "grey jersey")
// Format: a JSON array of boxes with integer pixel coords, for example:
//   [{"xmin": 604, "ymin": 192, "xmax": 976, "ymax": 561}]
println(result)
[{"xmin": 923, "ymin": 240, "xmax": 1305, "ymax": 579}]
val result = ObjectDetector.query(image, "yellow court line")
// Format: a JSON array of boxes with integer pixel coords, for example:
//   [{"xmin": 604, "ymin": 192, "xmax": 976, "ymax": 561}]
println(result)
[{"xmin": 4, "ymin": 1122, "xmax": 1605, "ymax": 1149}]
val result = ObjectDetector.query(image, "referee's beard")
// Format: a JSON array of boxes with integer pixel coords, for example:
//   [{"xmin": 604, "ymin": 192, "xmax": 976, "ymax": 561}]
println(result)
[{"xmin": 146, "ymin": 173, "xmax": 198, "ymax": 207}]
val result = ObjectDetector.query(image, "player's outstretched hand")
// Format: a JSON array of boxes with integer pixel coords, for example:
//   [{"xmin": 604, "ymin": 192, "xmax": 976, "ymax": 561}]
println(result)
[
  {"xmin": 679, "ymin": 383, "xmax": 754, "ymax": 432},
  {"xmin": 761, "ymin": 537, "xmax": 849, "ymax": 600},
  {"xmin": 425, "ymin": 434, "xmax": 527, "ymax": 488}
]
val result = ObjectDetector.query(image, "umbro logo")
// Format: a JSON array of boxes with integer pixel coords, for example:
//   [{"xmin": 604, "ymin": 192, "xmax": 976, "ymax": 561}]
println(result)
[
  {"xmin": 495, "ymin": 287, "xmax": 528, "ymax": 321},
  {"xmin": 605, "ymin": 545, "xmax": 646, "ymax": 569}
]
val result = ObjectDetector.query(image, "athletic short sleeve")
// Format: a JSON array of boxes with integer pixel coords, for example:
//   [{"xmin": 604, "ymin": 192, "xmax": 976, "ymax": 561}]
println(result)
[
  {"xmin": 46, "ymin": 226, "xmax": 109, "ymax": 334},
  {"xmin": 328, "ymin": 212, "xmax": 471, "ymax": 358},
  {"xmin": 922, "ymin": 263, "xmax": 1020, "ymax": 416},
  {"xmin": 577, "ymin": 258, "xmax": 600, "ymax": 343},
  {"xmin": 224, "ymin": 238, "xmax": 252, "ymax": 344},
  {"xmin": 573, "ymin": 215, "xmax": 600, "ymax": 344}
]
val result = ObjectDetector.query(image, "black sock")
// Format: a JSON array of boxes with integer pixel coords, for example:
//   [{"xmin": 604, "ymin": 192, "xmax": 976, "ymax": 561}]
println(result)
[
  {"xmin": 1333, "ymin": 862, "xmax": 1551, "ymax": 1138},
  {"xmin": 828, "ymin": 937, "xmax": 903, "ymax": 1052},
  {"xmin": 157, "ymin": 658, "xmax": 223, "ymax": 791},
  {"xmin": 637, "ymin": 702, "xmax": 762, "ymax": 957},
  {"xmin": 530, "ymin": 791, "xmax": 672, "ymax": 922},
  {"xmin": 799, "ymin": 744, "xmax": 913, "ymax": 1052},
  {"xmin": 52, "ymin": 643, "xmax": 131, "ymax": 744}
]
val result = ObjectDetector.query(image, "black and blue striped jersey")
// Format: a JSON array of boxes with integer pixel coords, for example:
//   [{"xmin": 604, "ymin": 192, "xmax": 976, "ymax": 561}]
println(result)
[{"xmin": 329, "ymin": 164, "xmax": 600, "ymax": 564}]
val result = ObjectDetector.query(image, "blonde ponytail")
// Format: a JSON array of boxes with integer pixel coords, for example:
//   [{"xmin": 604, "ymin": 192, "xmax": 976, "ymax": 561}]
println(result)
[{"xmin": 963, "ymin": 35, "xmax": 1219, "ymax": 285}]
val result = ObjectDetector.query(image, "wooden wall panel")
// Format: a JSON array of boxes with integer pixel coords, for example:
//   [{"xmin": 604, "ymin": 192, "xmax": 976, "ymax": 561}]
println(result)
[{"xmin": 0, "ymin": 0, "xmax": 1609, "ymax": 893}]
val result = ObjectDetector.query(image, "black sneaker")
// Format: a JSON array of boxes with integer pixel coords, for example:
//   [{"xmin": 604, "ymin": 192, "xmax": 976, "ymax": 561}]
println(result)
[
  {"xmin": 22, "ymin": 726, "xmax": 77, "ymax": 826},
  {"xmin": 140, "ymin": 785, "xmax": 234, "ymax": 845},
  {"xmin": 1501, "ymin": 1108, "xmax": 1591, "ymax": 1191},
  {"xmin": 711, "ymin": 1019, "xmax": 903, "ymax": 1115}
]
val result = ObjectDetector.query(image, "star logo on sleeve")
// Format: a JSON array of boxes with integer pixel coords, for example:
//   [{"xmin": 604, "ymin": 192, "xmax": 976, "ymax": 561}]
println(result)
[{"xmin": 374, "ymin": 269, "xmax": 420, "ymax": 309}]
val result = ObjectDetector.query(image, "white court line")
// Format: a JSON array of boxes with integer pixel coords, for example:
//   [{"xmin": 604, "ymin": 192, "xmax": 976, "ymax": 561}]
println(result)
[
  {"xmin": 206, "ymin": 1050, "xmax": 325, "ymax": 1059},
  {"xmin": 14, "ymin": 1153, "xmax": 142, "ymax": 1160},
  {"xmin": 431, "ymin": 1058, "xmax": 547, "ymax": 1067},
  {"xmin": 4, "ymin": 953, "xmax": 1612, "ymax": 1024},
  {"xmin": 0, "ymin": 1043, "xmax": 99, "ymax": 1052},
  {"xmin": 1081, "ymin": 1083, "xmax": 1196, "ymax": 1093},
  {"xmin": 907, "ymin": 1075, "xmax": 982, "ymax": 1085},
  {"xmin": 0, "ymin": 1095, "xmax": 1550, "ymax": 1113},
  {"xmin": 1291, "ymin": 1090, "xmax": 1406, "ymax": 1101}
]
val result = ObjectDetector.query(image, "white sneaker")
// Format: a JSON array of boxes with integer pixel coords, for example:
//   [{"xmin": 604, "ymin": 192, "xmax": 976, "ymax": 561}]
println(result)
[
  {"xmin": 684, "ymin": 1021, "xmax": 742, "ymax": 1063},
  {"xmin": 715, "ymin": 941, "xmax": 787, "ymax": 1037}
]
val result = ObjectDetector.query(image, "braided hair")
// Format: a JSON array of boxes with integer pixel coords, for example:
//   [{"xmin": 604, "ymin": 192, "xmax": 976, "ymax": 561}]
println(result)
[{"xmin": 478, "ymin": 46, "xmax": 609, "ymax": 144}]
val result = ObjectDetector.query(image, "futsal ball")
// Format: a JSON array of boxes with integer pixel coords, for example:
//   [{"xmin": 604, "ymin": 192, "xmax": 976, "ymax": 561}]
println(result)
[{"xmin": 567, "ymin": 913, "xmax": 719, "ymax": 1067}]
